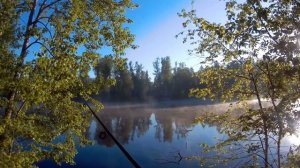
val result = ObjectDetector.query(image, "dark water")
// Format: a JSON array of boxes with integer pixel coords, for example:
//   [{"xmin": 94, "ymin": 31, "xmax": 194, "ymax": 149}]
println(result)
[{"xmin": 38, "ymin": 102, "xmax": 299, "ymax": 168}]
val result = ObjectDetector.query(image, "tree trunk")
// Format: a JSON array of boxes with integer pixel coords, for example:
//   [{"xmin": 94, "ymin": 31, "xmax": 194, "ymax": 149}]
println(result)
[
  {"xmin": 4, "ymin": 0, "xmax": 38, "ymax": 119},
  {"xmin": 5, "ymin": 91, "xmax": 15, "ymax": 119},
  {"xmin": 251, "ymin": 74, "xmax": 269, "ymax": 168},
  {"xmin": 264, "ymin": 62, "xmax": 283, "ymax": 168}
]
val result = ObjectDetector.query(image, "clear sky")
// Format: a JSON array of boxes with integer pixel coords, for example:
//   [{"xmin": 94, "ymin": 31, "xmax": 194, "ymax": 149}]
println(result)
[
  {"xmin": 23, "ymin": 0, "xmax": 228, "ymax": 79},
  {"xmin": 124, "ymin": 0, "xmax": 228, "ymax": 79}
]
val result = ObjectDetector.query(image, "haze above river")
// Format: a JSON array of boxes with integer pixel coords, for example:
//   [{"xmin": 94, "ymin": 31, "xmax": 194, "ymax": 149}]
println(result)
[{"xmin": 38, "ymin": 101, "xmax": 299, "ymax": 168}]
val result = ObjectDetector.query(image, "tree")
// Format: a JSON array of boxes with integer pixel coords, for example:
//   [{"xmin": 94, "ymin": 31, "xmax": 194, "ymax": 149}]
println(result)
[
  {"xmin": 160, "ymin": 57, "xmax": 172, "ymax": 98},
  {"xmin": 131, "ymin": 62, "xmax": 151, "ymax": 101},
  {"xmin": 110, "ymin": 61, "xmax": 134, "ymax": 101},
  {"xmin": 152, "ymin": 58, "xmax": 162, "ymax": 98},
  {"xmin": 179, "ymin": 0, "xmax": 300, "ymax": 167},
  {"xmin": 95, "ymin": 56, "xmax": 114, "ymax": 80},
  {"xmin": 0, "ymin": 0, "xmax": 136, "ymax": 167},
  {"xmin": 94, "ymin": 56, "xmax": 116, "ymax": 100},
  {"xmin": 153, "ymin": 57, "xmax": 172, "ymax": 99},
  {"xmin": 171, "ymin": 62, "xmax": 197, "ymax": 99}
]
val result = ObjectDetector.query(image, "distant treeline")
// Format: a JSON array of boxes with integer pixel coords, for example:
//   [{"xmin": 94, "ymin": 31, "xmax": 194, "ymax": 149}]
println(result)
[{"xmin": 93, "ymin": 56, "xmax": 200, "ymax": 102}]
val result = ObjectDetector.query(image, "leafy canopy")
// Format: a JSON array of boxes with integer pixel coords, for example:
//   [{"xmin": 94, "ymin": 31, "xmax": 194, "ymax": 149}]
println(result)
[
  {"xmin": 0, "ymin": 0, "xmax": 136, "ymax": 167},
  {"xmin": 179, "ymin": 0, "xmax": 300, "ymax": 167}
]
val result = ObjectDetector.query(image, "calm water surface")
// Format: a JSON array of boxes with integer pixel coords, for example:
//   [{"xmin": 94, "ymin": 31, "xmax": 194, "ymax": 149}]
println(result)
[{"xmin": 38, "ymin": 102, "xmax": 299, "ymax": 168}]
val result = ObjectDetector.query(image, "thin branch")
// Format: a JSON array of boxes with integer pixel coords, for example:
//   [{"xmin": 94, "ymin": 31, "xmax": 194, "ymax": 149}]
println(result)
[
  {"xmin": 31, "ymin": 0, "xmax": 61, "ymax": 27},
  {"xmin": 15, "ymin": 101, "xmax": 26, "ymax": 117},
  {"xmin": 250, "ymin": 3, "xmax": 279, "ymax": 45},
  {"xmin": 31, "ymin": 0, "xmax": 48, "ymax": 27},
  {"xmin": 19, "ymin": 0, "xmax": 38, "ymax": 63},
  {"xmin": 37, "ymin": 20, "xmax": 53, "ymax": 39},
  {"xmin": 253, "ymin": 152, "xmax": 274, "ymax": 168},
  {"xmin": 258, "ymin": 134, "xmax": 265, "ymax": 157},
  {"xmin": 37, "ymin": 0, "xmax": 47, "ymax": 18},
  {"xmin": 32, "ymin": 41, "xmax": 55, "ymax": 57},
  {"xmin": 25, "ymin": 38, "xmax": 39, "ymax": 50},
  {"xmin": 156, "ymin": 152, "xmax": 186, "ymax": 165},
  {"xmin": 42, "ymin": 0, "xmax": 62, "ymax": 12}
]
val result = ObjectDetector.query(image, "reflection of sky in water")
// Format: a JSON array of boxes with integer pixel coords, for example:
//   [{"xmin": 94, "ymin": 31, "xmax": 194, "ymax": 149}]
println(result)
[
  {"xmin": 37, "ymin": 104, "xmax": 300, "ymax": 168},
  {"xmin": 283, "ymin": 100, "xmax": 300, "ymax": 147}
]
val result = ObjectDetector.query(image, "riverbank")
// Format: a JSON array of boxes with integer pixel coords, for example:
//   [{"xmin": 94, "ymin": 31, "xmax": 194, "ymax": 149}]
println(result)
[{"xmin": 102, "ymin": 99, "xmax": 215, "ymax": 109}]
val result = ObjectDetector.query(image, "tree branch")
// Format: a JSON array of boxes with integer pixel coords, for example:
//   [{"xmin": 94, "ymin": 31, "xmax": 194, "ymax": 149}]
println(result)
[
  {"xmin": 33, "ymin": 41, "xmax": 55, "ymax": 57},
  {"xmin": 37, "ymin": 20, "xmax": 53, "ymax": 39},
  {"xmin": 250, "ymin": 3, "xmax": 279, "ymax": 45},
  {"xmin": 18, "ymin": 0, "xmax": 38, "ymax": 64}
]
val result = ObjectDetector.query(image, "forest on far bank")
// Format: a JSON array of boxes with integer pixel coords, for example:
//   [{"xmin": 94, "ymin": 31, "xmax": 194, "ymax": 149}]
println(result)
[
  {"xmin": 91, "ymin": 56, "xmax": 246, "ymax": 103},
  {"xmin": 91, "ymin": 56, "xmax": 198, "ymax": 102}
]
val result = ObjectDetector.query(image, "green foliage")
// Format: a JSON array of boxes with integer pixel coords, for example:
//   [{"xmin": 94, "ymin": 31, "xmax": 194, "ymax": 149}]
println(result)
[
  {"xmin": 130, "ymin": 62, "xmax": 151, "ymax": 101},
  {"xmin": 95, "ymin": 56, "xmax": 199, "ymax": 102},
  {"xmin": 153, "ymin": 57, "xmax": 178, "ymax": 99},
  {"xmin": 172, "ymin": 62, "xmax": 198, "ymax": 99},
  {"xmin": 95, "ymin": 58, "xmax": 151, "ymax": 102},
  {"xmin": 152, "ymin": 57, "xmax": 199, "ymax": 100},
  {"xmin": 179, "ymin": 0, "xmax": 300, "ymax": 167},
  {"xmin": 0, "ymin": 0, "xmax": 136, "ymax": 167},
  {"xmin": 111, "ymin": 61, "xmax": 135, "ymax": 100}
]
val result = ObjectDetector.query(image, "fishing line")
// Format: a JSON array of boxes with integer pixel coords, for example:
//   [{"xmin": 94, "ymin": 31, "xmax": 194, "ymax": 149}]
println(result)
[{"xmin": 85, "ymin": 103, "xmax": 141, "ymax": 168}]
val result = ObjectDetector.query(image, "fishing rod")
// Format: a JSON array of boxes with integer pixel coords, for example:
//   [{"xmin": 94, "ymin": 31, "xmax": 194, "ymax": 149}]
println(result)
[{"xmin": 84, "ymin": 103, "xmax": 141, "ymax": 168}]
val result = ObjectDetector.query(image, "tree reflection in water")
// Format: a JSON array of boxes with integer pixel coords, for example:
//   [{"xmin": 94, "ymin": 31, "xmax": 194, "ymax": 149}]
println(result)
[
  {"xmin": 91, "ymin": 105, "xmax": 202, "ymax": 146},
  {"xmin": 92, "ymin": 107, "xmax": 152, "ymax": 146},
  {"xmin": 86, "ymin": 102, "xmax": 300, "ymax": 167}
]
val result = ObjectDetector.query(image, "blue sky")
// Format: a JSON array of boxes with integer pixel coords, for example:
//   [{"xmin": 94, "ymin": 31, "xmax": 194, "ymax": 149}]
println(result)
[
  {"xmin": 124, "ymin": 0, "xmax": 227, "ymax": 79},
  {"xmin": 22, "ymin": 0, "xmax": 228, "ymax": 79}
]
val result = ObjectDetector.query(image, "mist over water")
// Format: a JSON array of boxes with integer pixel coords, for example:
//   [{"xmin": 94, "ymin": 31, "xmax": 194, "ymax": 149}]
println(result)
[
  {"xmin": 38, "ymin": 102, "xmax": 299, "ymax": 168},
  {"xmin": 87, "ymin": 104, "xmax": 223, "ymax": 168}
]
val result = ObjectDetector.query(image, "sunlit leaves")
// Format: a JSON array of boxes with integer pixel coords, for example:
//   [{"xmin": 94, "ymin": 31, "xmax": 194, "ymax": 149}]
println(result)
[
  {"xmin": 179, "ymin": 0, "xmax": 300, "ymax": 167},
  {"xmin": 0, "ymin": 0, "xmax": 136, "ymax": 167}
]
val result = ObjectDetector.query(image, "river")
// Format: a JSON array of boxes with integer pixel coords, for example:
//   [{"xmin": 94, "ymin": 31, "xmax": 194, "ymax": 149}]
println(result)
[{"xmin": 37, "ymin": 101, "xmax": 299, "ymax": 168}]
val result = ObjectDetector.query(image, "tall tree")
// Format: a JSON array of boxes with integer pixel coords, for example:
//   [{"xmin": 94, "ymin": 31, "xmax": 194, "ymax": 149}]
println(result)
[
  {"xmin": 95, "ymin": 56, "xmax": 114, "ymax": 80},
  {"xmin": 111, "ymin": 61, "xmax": 134, "ymax": 101},
  {"xmin": 171, "ymin": 62, "xmax": 197, "ymax": 99},
  {"xmin": 94, "ymin": 56, "xmax": 115, "ymax": 100},
  {"xmin": 0, "ymin": 0, "xmax": 136, "ymax": 167},
  {"xmin": 153, "ymin": 57, "xmax": 172, "ymax": 99},
  {"xmin": 179, "ymin": 0, "xmax": 300, "ymax": 167},
  {"xmin": 131, "ymin": 62, "xmax": 150, "ymax": 101},
  {"xmin": 152, "ymin": 57, "xmax": 161, "ymax": 98}
]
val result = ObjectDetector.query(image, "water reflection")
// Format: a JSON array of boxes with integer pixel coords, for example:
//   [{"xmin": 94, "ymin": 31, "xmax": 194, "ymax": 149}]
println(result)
[
  {"xmin": 90, "ymin": 106, "xmax": 202, "ymax": 146},
  {"xmin": 85, "ymin": 103, "xmax": 300, "ymax": 168},
  {"xmin": 92, "ymin": 107, "xmax": 152, "ymax": 146},
  {"xmin": 82, "ymin": 105, "xmax": 221, "ymax": 168},
  {"xmin": 38, "ymin": 102, "xmax": 300, "ymax": 167}
]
